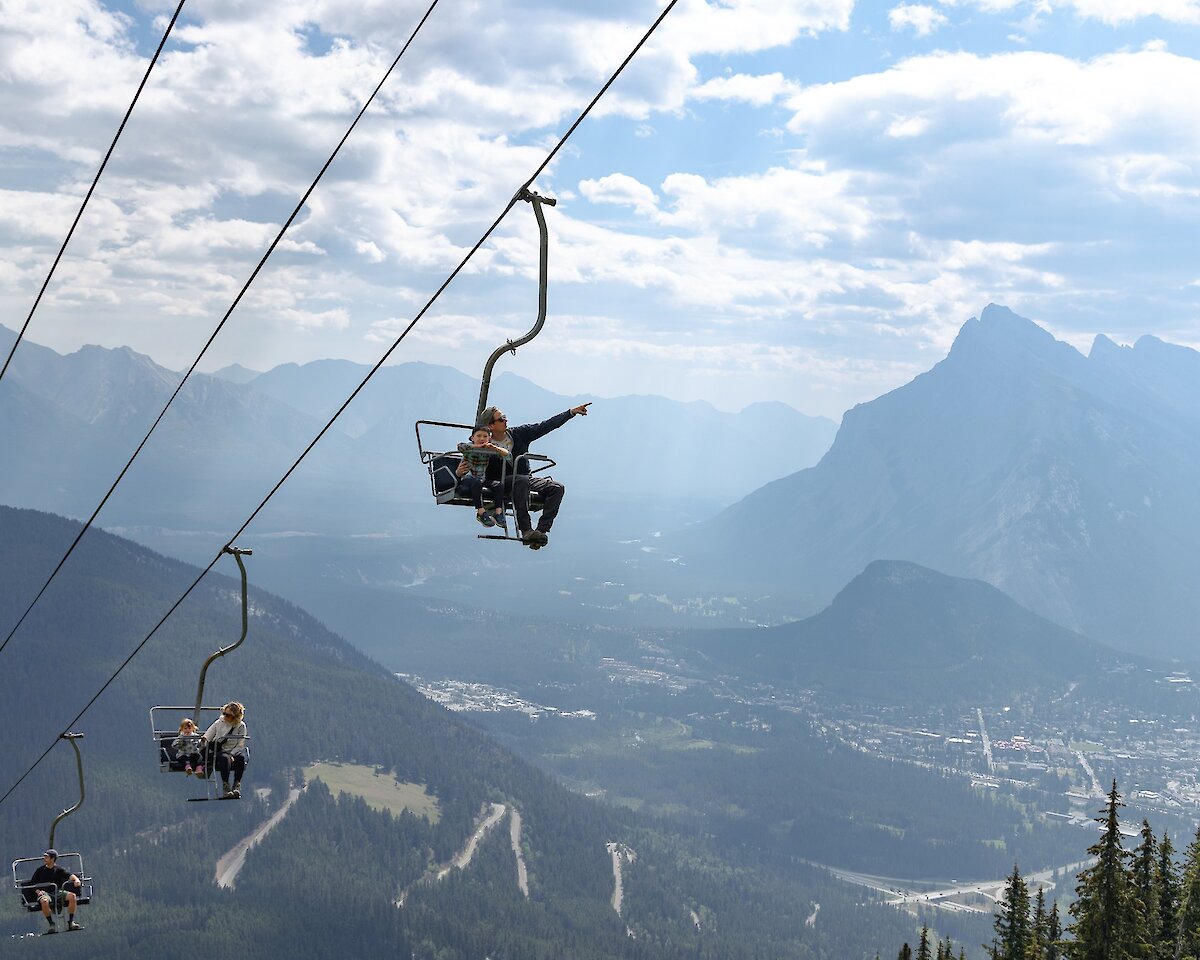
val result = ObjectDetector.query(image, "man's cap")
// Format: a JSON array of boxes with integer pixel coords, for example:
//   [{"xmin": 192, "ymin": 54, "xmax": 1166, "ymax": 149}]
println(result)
[
  {"xmin": 479, "ymin": 405, "xmax": 501, "ymax": 428},
  {"xmin": 43, "ymin": 849, "xmax": 57, "ymax": 859}
]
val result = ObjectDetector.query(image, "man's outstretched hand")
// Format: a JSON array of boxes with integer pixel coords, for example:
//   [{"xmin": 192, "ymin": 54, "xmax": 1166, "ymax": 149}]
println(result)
[{"xmin": 571, "ymin": 403, "xmax": 591, "ymax": 416}]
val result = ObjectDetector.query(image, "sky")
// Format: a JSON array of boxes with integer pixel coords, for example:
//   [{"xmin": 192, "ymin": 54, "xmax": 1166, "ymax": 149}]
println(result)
[{"xmin": 1, "ymin": 0, "xmax": 1200, "ymax": 419}]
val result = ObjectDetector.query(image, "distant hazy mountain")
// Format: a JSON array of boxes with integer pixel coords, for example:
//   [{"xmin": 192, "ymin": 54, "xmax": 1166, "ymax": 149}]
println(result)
[
  {"xmin": 209, "ymin": 362, "xmax": 262, "ymax": 384},
  {"xmin": 0, "ymin": 324, "xmax": 388, "ymax": 532},
  {"xmin": 247, "ymin": 356, "xmax": 837, "ymax": 502},
  {"xmin": 0, "ymin": 325, "xmax": 836, "ymax": 535},
  {"xmin": 684, "ymin": 559, "xmax": 1120, "ymax": 703},
  {"xmin": 678, "ymin": 305, "xmax": 1200, "ymax": 659}
]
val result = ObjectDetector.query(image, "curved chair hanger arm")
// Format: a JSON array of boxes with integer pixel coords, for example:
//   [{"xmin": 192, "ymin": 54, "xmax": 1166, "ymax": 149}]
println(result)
[
  {"xmin": 48, "ymin": 733, "xmax": 85, "ymax": 851},
  {"xmin": 193, "ymin": 546, "xmax": 253, "ymax": 718},
  {"xmin": 476, "ymin": 188, "xmax": 556, "ymax": 425}
]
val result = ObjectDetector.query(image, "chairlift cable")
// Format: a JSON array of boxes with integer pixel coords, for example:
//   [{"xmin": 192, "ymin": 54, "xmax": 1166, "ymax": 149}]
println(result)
[
  {"xmin": 0, "ymin": 0, "xmax": 189, "ymax": 386},
  {"xmin": 212, "ymin": 0, "xmax": 682, "ymax": 545},
  {"xmin": 0, "ymin": 0, "xmax": 444, "ymax": 659},
  {"xmin": 0, "ymin": 0, "xmax": 681, "ymax": 812}
]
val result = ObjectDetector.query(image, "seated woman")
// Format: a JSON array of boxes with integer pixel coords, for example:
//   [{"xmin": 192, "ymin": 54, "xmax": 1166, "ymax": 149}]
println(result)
[{"xmin": 201, "ymin": 701, "xmax": 248, "ymax": 799}]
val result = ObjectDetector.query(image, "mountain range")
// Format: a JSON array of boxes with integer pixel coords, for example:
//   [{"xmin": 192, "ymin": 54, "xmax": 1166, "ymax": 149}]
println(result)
[
  {"xmin": 6, "ymin": 303, "xmax": 1199, "ymax": 661},
  {"xmin": 676, "ymin": 305, "xmax": 1200, "ymax": 660},
  {"xmin": 0, "ymin": 322, "xmax": 835, "ymax": 537}
]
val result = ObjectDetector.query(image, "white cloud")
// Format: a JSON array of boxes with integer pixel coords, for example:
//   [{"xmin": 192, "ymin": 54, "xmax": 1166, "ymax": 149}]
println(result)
[
  {"xmin": 660, "ymin": 0, "xmax": 853, "ymax": 56},
  {"xmin": 888, "ymin": 4, "xmax": 949, "ymax": 36},
  {"xmin": 1068, "ymin": 0, "xmax": 1200, "ymax": 24},
  {"xmin": 1107, "ymin": 153, "xmax": 1200, "ymax": 200},
  {"xmin": 654, "ymin": 166, "xmax": 879, "ymax": 246},
  {"xmin": 579, "ymin": 174, "xmax": 661, "ymax": 216},
  {"xmin": 355, "ymin": 240, "xmax": 386, "ymax": 263},
  {"xmin": 942, "ymin": 0, "xmax": 1200, "ymax": 23},
  {"xmin": 885, "ymin": 115, "xmax": 931, "ymax": 138},
  {"xmin": 691, "ymin": 71, "xmax": 798, "ymax": 106},
  {"xmin": 784, "ymin": 48, "xmax": 1200, "ymax": 156}
]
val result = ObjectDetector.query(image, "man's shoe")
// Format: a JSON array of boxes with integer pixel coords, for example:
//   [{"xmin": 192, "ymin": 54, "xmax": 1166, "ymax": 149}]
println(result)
[
  {"xmin": 67, "ymin": 920, "xmax": 83, "ymax": 932},
  {"xmin": 43, "ymin": 925, "xmax": 57, "ymax": 935},
  {"xmin": 529, "ymin": 529, "xmax": 549, "ymax": 546},
  {"xmin": 476, "ymin": 512, "xmax": 496, "ymax": 528},
  {"xmin": 520, "ymin": 529, "xmax": 543, "ymax": 549},
  {"xmin": 231, "ymin": 781, "xmax": 242, "ymax": 799},
  {"xmin": 222, "ymin": 783, "xmax": 234, "ymax": 797}
]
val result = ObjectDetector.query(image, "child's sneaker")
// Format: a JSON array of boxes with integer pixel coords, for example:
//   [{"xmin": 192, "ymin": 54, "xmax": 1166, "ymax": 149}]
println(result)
[
  {"xmin": 195, "ymin": 764, "xmax": 204, "ymax": 777},
  {"xmin": 184, "ymin": 763, "xmax": 193, "ymax": 775}
]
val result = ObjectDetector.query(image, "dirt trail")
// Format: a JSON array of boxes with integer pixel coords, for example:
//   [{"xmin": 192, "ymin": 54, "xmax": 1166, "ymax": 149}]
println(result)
[
  {"xmin": 399, "ymin": 802, "xmax": 508, "ymax": 908},
  {"xmin": 606, "ymin": 842, "xmax": 635, "ymax": 916},
  {"xmin": 510, "ymin": 808, "xmax": 529, "ymax": 898},
  {"xmin": 215, "ymin": 788, "xmax": 302, "ymax": 889}
]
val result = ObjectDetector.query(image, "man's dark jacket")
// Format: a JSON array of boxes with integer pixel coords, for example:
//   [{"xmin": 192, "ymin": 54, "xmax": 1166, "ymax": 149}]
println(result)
[{"xmin": 486, "ymin": 410, "xmax": 574, "ymax": 480}]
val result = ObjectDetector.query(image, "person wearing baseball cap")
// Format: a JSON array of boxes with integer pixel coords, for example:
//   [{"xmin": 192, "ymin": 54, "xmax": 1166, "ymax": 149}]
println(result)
[{"xmin": 22, "ymin": 849, "xmax": 83, "ymax": 933}]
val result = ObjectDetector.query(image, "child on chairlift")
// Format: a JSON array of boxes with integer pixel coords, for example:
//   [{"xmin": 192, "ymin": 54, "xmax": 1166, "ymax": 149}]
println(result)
[
  {"xmin": 457, "ymin": 425, "xmax": 510, "ymax": 531},
  {"xmin": 173, "ymin": 718, "xmax": 204, "ymax": 777}
]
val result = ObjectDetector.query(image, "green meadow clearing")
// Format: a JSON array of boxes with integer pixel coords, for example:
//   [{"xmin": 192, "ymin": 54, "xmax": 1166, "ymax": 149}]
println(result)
[{"xmin": 303, "ymin": 760, "xmax": 440, "ymax": 822}]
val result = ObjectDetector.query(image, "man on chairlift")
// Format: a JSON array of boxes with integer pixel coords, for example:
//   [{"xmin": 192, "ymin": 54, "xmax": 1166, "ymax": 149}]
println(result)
[
  {"xmin": 22, "ymin": 850, "xmax": 83, "ymax": 933},
  {"xmin": 460, "ymin": 402, "xmax": 591, "ymax": 549}
]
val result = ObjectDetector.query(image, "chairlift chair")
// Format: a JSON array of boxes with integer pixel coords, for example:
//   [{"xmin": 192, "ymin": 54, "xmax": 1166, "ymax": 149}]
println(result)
[
  {"xmin": 415, "ymin": 188, "xmax": 561, "ymax": 542},
  {"xmin": 11, "ymin": 734, "xmax": 93, "ymax": 935},
  {"xmin": 148, "ymin": 546, "xmax": 252, "ymax": 801},
  {"xmin": 415, "ymin": 420, "xmax": 556, "ymax": 540},
  {"xmin": 12, "ymin": 853, "xmax": 93, "ymax": 930}
]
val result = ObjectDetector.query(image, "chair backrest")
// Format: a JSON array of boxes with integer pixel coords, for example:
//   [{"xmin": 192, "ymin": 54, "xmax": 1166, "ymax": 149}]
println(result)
[{"xmin": 430, "ymin": 454, "xmax": 462, "ymax": 499}]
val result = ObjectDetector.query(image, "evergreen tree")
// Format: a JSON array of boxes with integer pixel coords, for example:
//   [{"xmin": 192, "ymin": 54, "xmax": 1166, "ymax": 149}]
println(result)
[
  {"xmin": 1068, "ymin": 781, "xmax": 1148, "ymax": 960},
  {"xmin": 917, "ymin": 924, "xmax": 932, "ymax": 960},
  {"xmin": 898, "ymin": 943, "xmax": 913, "ymax": 960},
  {"xmin": 1156, "ymin": 832, "xmax": 1179, "ymax": 960},
  {"xmin": 1174, "ymin": 828, "xmax": 1200, "ymax": 959},
  {"xmin": 1134, "ymin": 820, "xmax": 1163, "ymax": 947},
  {"xmin": 992, "ymin": 863, "xmax": 1032, "ymax": 960},
  {"xmin": 1045, "ymin": 900, "xmax": 1064, "ymax": 960},
  {"xmin": 1030, "ymin": 887, "xmax": 1048, "ymax": 960}
]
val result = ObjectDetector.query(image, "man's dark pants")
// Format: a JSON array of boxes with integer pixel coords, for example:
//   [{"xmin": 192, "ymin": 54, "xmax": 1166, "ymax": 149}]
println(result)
[{"xmin": 509, "ymin": 475, "xmax": 565, "ymax": 535}]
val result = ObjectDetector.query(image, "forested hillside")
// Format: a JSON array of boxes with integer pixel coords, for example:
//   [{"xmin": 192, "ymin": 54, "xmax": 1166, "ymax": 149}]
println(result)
[{"xmin": 0, "ymin": 506, "xmax": 936, "ymax": 957}]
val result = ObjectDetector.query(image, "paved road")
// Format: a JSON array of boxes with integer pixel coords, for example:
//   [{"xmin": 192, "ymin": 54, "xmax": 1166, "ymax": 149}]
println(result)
[{"xmin": 822, "ymin": 858, "xmax": 1092, "ymax": 916}]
